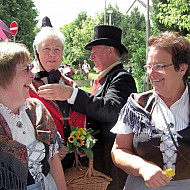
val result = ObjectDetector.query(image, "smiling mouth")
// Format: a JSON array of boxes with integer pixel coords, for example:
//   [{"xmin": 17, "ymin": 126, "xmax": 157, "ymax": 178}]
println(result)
[{"xmin": 152, "ymin": 78, "xmax": 164, "ymax": 82}]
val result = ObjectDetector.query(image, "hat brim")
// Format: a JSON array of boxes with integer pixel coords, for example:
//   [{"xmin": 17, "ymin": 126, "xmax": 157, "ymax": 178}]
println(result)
[{"xmin": 84, "ymin": 38, "xmax": 128, "ymax": 55}]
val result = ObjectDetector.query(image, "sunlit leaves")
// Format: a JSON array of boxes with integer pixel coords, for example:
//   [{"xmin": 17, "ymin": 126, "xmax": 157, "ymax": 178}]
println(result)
[{"xmin": 156, "ymin": 0, "xmax": 190, "ymax": 31}]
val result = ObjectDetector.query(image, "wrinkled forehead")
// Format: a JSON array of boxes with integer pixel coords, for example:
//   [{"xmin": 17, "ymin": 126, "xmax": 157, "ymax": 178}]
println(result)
[{"xmin": 39, "ymin": 37, "xmax": 63, "ymax": 49}]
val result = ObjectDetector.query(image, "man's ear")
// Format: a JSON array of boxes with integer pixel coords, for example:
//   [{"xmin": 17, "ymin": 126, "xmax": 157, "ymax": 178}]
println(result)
[{"xmin": 108, "ymin": 46, "xmax": 116, "ymax": 56}]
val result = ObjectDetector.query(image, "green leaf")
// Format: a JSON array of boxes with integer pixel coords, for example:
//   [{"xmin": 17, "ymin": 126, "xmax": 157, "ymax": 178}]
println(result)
[{"xmin": 80, "ymin": 147, "xmax": 93, "ymax": 159}]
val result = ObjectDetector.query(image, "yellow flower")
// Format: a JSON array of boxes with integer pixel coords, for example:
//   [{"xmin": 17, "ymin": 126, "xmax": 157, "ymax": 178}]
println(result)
[
  {"xmin": 77, "ymin": 137, "xmax": 85, "ymax": 146},
  {"xmin": 75, "ymin": 130, "xmax": 81, "ymax": 137},
  {"xmin": 79, "ymin": 128, "xmax": 84, "ymax": 133},
  {"xmin": 68, "ymin": 136, "xmax": 74, "ymax": 143}
]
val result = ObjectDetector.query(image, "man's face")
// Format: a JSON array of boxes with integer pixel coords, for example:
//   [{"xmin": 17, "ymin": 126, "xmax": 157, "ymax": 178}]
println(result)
[
  {"xmin": 90, "ymin": 45, "xmax": 111, "ymax": 72},
  {"xmin": 38, "ymin": 38, "xmax": 63, "ymax": 72}
]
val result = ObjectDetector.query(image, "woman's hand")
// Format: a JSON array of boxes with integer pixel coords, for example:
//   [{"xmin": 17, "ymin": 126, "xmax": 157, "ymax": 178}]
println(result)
[{"xmin": 139, "ymin": 163, "xmax": 170, "ymax": 188}]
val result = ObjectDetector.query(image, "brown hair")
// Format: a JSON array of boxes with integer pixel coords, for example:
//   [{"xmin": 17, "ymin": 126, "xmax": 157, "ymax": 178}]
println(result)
[
  {"xmin": 0, "ymin": 42, "xmax": 30, "ymax": 89},
  {"xmin": 148, "ymin": 31, "xmax": 190, "ymax": 81}
]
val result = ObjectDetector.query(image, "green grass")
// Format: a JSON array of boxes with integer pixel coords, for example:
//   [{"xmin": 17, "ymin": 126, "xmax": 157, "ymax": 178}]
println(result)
[
  {"xmin": 89, "ymin": 72, "xmax": 98, "ymax": 80},
  {"xmin": 77, "ymin": 72, "xmax": 98, "ymax": 93},
  {"xmin": 80, "ymin": 86, "xmax": 91, "ymax": 92}
]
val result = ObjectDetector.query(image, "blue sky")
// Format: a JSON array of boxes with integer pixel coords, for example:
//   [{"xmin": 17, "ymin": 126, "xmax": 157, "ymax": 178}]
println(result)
[{"xmin": 34, "ymin": 0, "xmax": 151, "ymax": 29}]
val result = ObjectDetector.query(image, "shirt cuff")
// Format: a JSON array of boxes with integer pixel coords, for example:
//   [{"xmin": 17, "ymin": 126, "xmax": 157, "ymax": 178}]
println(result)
[{"xmin": 67, "ymin": 88, "xmax": 78, "ymax": 104}]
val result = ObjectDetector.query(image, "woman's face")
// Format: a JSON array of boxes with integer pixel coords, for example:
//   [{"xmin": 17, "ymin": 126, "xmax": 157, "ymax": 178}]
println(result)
[
  {"xmin": 38, "ymin": 38, "xmax": 63, "ymax": 72},
  {"xmin": 7, "ymin": 63, "xmax": 34, "ymax": 105},
  {"xmin": 146, "ymin": 47, "xmax": 187, "ymax": 98}
]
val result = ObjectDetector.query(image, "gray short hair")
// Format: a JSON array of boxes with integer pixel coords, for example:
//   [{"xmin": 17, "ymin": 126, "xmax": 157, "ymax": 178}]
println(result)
[{"xmin": 33, "ymin": 27, "xmax": 65, "ymax": 52}]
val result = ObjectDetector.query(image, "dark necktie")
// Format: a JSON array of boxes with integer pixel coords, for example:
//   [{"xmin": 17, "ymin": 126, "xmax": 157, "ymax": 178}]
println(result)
[
  {"xmin": 47, "ymin": 69, "xmax": 61, "ymax": 84},
  {"xmin": 34, "ymin": 70, "xmax": 61, "ymax": 84},
  {"xmin": 34, "ymin": 71, "xmax": 49, "ymax": 80}
]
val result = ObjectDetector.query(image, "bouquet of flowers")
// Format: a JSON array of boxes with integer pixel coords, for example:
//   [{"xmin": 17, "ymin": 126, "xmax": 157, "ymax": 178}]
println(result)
[
  {"xmin": 65, "ymin": 127, "xmax": 112, "ymax": 190},
  {"xmin": 67, "ymin": 126, "xmax": 97, "ymax": 159}
]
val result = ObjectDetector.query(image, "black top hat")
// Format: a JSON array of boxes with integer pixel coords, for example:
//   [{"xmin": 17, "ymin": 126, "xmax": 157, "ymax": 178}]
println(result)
[
  {"xmin": 41, "ymin": 16, "xmax": 53, "ymax": 28},
  {"xmin": 85, "ymin": 25, "xmax": 128, "ymax": 55}
]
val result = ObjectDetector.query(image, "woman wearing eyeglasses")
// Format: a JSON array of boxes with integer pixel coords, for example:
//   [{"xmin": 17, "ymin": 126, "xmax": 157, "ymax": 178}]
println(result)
[
  {"xmin": 111, "ymin": 31, "xmax": 190, "ymax": 190},
  {"xmin": 0, "ymin": 42, "xmax": 67, "ymax": 190}
]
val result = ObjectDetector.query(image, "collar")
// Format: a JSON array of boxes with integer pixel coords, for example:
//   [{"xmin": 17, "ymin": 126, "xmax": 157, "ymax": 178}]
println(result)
[
  {"xmin": 153, "ymin": 84, "xmax": 188, "ymax": 107},
  {"xmin": 97, "ymin": 61, "xmax": 120, "ymax": 81}
]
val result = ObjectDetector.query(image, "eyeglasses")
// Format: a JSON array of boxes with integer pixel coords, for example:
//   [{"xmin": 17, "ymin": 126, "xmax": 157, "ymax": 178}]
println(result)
[
  {"xmin": 16, "ymin": 63, "xmax": 33, "ymax": 73},
  {"xmin": 143, "ymin": 63, "xmax": 174, "ymax": 72}
]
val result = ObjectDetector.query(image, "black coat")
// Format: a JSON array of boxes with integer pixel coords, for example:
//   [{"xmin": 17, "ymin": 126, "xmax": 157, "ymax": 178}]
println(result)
[{"xmin": 73, "ymin": 64, "xmax": 137, "ymax": 190}]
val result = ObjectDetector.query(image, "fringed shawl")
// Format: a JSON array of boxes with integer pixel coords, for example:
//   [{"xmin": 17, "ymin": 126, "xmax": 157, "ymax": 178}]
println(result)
[
  {"xmin": 0, "ymin": 149, "xmax": 27, "ymax": 189},
  {"xmin": 119, "ymin": 90, "xmax": 156, "ymax": 138},
  {"xmin": 0, "ymin": 98, "xmax": 59, "ymax": 190}
]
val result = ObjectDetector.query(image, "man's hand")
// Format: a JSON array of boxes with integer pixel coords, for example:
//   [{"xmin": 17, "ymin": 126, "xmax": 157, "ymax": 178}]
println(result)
[{"xmin": 38, "ymin": 84, "xmax": 73, "ymax": 100}]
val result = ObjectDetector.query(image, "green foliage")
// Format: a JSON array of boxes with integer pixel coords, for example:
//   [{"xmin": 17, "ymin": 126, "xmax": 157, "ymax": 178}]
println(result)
[
  {"xmin": 121, "ymin": 8, "xmax": 147, "ymax": 92},
  {"xmin": 61, "ymin": 13, "xmax": 98, "ymax": 65},
  {"xmin": 128, "ymin": 27, "xmax": 147, "ymax": 92},
  {"xmin": 186, "ymin": 34, "xmax": 190, "ymax": 41},
  {"xmin": 156, "ymin": 0, "xmax": 190, "ymax": 31},
  {"xmin": 0, "ymin": 0, "xmax": 38, "ymax": 54},
  {"xmin": 121, "ymin": 8, "xmax": 146, "ymax": 60},
  {"xmin": 130, "ymin": 46, "xmax": 146, "ymax": 92},
  {"xmin": 151, "ymin": 0, "xmax": 190, "ymax": 35}
]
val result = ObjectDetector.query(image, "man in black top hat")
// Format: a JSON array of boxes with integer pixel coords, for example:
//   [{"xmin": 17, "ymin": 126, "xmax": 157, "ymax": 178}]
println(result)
[{"xmin": 38, "ymin": 25, "xmax": 137, "ymax": 190}]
